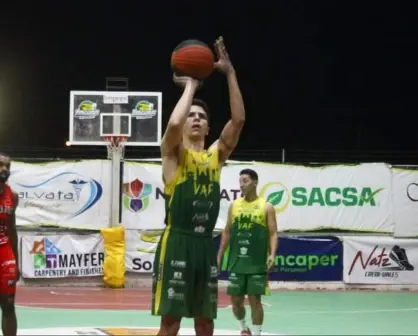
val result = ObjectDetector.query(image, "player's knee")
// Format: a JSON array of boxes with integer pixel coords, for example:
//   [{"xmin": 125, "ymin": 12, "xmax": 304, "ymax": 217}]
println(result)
[
  {"xmin": 231, "ymin": 295, "xmax": 245, "ymax": 307},
  {"xmin": 194, "ymin": 318, "xmax": 214, "ymax": 336},
  {"xmin": 0, "ymin": 297, "xmax": 15, "ymax": 318},
  {"xmin": 161, "ymin": 315, "xmax": 181, "ymax": 329},
  {"xmin": 247, "ymin": 295, "xmax": 261, "ymax": 307}
]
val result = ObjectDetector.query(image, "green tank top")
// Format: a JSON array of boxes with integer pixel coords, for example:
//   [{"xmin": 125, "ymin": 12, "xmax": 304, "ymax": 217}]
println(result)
[
  {"xmin": 227, "ymin": 197, "xmax": 269, "ymax": 273},
  {"xmin": 164, "ymin": 146, "xmax": 221, "ymax": 236}
]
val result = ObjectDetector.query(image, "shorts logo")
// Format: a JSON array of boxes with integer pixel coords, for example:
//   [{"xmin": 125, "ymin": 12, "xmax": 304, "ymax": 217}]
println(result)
[{"xmin": 210, "ymin": 266, "xmax": 218, "ymax": 278}]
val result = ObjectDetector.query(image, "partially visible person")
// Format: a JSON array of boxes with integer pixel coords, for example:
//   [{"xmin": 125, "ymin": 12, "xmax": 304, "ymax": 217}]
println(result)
[
  {"xmin": 0, "ymin": 153, "xmax": 20, "ymax": 336},
  {"xmin": 217, "ymin": 169, "xmax": 278, "ymax": 336}
]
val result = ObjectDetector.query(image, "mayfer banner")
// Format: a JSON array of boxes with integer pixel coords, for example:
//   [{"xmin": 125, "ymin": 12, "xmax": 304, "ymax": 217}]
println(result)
[
  {"xmin": 343, "ymin": 236, "xmax": 418, "ymax": 285},
  {"xmin": 9, "ymin": 160, "xmax": 111, "ymax": 229},
  {"xmin": 392, "ymin": 168, "xmax": 418, "ymax": 237},
  {"xmin": 122, "ymin": 161, "xmax": 393, "ymax": 232},
  {"xmin": 21, "ymin": 234, "xmax": 104, "ymax": 278},
  {"xmin": 216, "ymin": 235, "xmax": 343, "ymax": 281}
]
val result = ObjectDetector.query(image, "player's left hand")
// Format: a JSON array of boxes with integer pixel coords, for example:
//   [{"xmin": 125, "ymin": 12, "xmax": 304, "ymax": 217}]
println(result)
[
  {"xmin": 267, "ymin": 255, "xmax": 275, "ymax": 271},
  {"xmin": 214, "ymin": 36, "xmax": 235, "ymax": 75}
]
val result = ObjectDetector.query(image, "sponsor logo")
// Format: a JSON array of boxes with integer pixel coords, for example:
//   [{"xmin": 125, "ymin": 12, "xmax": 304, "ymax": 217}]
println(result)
[
  {"xmin": 260, "ymin": 182, "xmax": 384, "ymax": 213},
  {"xmin": 10, "ymin": 172, "xmax": 103, "ymax": 219},
  {"xmin": 348, "ymin": 244, "xmax": 415, "ymax": 279},
  {"xmin": 74, "ymin": 100, "xmax": 100, "ymax": 119},
  {"xmin": 29, "ymin": 238, "xmax": 104, "ymax": 277},
  {"xmin": 407, "ymin": 182, "xmax": 418, "ymax": 202},
  {"xmin": 122, "ymin": 178, "xmax": 152, "ymax": 213},
  {"xmin": 132, "ymin": 100, "xmax": 157, "ymax": 120}
]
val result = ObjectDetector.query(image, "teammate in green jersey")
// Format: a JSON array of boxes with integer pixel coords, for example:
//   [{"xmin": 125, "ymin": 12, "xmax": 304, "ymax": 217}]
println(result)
[
  {"xmin": 217, "ymin": 169, "xmax": 278, "ymax": 336},
  {"xmin": 152, "ymin": 37, "xmax": 245, "ymax": 336}
]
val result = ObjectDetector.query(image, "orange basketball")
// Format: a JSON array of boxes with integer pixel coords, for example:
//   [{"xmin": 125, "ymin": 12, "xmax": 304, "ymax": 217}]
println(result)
[{"xmin": 171, "ymin": 39, "xmax": 215, "ymax": 80}]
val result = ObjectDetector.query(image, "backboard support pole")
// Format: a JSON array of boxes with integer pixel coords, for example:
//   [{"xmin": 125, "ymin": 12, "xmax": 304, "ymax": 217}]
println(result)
[{"xmin": 106, "ymin": 77, "xmax": 129, "ymax": 228}]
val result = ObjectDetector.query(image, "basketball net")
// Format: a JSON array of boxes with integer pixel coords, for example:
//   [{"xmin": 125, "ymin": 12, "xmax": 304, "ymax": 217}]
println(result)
[{"xmin": 103, "ymin": 136, "xmax": 127, "ymax": 160}]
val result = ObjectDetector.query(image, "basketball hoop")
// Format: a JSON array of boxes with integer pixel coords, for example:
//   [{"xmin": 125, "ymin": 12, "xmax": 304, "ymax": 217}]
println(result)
[{"xmin": 103, "ymin": 136, "xmax": 127, "ymax": 160}]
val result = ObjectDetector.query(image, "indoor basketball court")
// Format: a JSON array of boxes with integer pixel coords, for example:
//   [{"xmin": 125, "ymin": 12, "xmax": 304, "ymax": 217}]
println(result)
[
  {"xmin": 13, "ymin": 286, "xmax": 418, "ymax": 335},
  {"xmin": 9, "ymin": 84, "xmax": 405, "ymax": 336}
]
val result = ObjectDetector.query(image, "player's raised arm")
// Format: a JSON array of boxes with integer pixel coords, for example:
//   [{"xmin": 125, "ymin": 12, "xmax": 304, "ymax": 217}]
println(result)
[
  {"xmin": 160, "ymin": 76, "xmax": 200, "ymax": 157},
  {"xmin": 213, "ymin": 37, "xmax": 246, "ymax": 165}
]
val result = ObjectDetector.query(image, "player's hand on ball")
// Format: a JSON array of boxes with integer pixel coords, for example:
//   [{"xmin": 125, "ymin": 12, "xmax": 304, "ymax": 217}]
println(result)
[
  {"xmin": 214, "ymin": 36, "xmax": 234, "ymax": 74},
  {"xmin": 172, "ymin": 74, "xmax": 201, "ymax": 89}
]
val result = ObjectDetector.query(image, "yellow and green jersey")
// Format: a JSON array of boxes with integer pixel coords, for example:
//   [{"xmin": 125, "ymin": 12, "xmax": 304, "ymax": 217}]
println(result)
[
  {"xmin": 227, "ymin": 197, "xmax": 269, "ymax": 273},
  {"xmin": 164, "ymin": 145, "xmax": 221, "ymax": 236}
]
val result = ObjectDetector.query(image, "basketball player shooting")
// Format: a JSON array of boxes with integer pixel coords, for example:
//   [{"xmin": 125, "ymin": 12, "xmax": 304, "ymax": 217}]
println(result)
[
  {"xmin": 0, "ymin": 154, "xmax": 20, "ymax": 336},
  {"xmin": 151, "ymin": 36, "xmax": 246, "ymax": 336}
]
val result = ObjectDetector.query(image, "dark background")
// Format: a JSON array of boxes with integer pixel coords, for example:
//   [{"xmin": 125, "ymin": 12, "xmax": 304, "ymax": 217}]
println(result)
[{"xmin": 1, "ymin": 2, "xmax": 417, "ymax": 163}]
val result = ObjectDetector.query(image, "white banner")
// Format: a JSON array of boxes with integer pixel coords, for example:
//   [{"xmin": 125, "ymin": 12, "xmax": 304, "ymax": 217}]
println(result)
[
  {"xmin": 21, "ymin": 234, "xmax": 104, "ymax": 278},
  {"xmin": 122, "ymin": 162, "xmax": 393, "ymax": 232},
  {"xmin": 125, "ymin": 229, "xmax": 160, "ymax": 273},
  {"xmin": 392, "ymin": 169, "xmax": 418, "ymax": 237},
  {"xmin": 343, "ymin": 236, "xmax": 418, "ymax": 284},
  {"xmin": 9, "ymin": 160, "xmax": 111, "ymax": 229}
]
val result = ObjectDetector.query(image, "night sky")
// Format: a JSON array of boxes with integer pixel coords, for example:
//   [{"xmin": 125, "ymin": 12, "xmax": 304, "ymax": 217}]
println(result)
[{"xmin": 1, "ymin": 2, "xmax": 417, "ymax": 163}]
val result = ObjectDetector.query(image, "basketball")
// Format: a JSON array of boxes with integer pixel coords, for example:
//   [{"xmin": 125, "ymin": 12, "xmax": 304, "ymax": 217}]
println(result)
[{"xmin": 171, "ymin": 39, "xmax": 215, "ymax": 80}]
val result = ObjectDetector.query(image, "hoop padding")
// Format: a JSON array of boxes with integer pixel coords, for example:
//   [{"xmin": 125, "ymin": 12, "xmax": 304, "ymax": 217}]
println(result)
[{"xmin": 104, "ymin": 136, "xmax": 127, "ymax": 160}]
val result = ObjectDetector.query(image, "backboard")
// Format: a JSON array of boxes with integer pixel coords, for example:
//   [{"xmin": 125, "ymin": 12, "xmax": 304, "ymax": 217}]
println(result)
[{"xmin": 69, "ymin": 91, "xmax": 162, "ymax": 146}]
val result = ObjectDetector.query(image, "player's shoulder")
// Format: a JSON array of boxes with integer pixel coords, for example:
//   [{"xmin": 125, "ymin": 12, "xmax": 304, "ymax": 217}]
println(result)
[
  {"xmin": 262, "ymin": 198, "xmax": 274, "ymax": 211},
  {"xmin": 8, "ymin": 186, "xmax": 19, "ymax": 204},
  {"xmin": 231, "ymin": 197, "xmax": 244, "ymax": 207}
]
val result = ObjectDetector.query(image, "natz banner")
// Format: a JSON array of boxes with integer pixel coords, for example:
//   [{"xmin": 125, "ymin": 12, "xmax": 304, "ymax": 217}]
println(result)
[
  {"xmin": 216, "ymin": 235, "xmax": 343, "ymax": 281},
  {"xmin": 392, "ymin": 168, "xmax": 418, "ymax": 237},
  {"xmin": 21, "ymin": 234, "xmax": 104, "ymax": 278},
  {"xmin": 9, "ymin": 160, "xmax": 111, "ymax": 229},
  {"xmin": 125, "ymin": 230, "xmax": 161, "ymax": 273},
  {"xmin": 343, "ymin": 236, "xmax": 418, "ymax": 284}
]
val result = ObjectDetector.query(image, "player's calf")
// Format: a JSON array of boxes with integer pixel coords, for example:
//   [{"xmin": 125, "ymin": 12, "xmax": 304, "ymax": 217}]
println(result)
[
  {"xmin": 194, "ymin": 317, "xmax": 214, "ymax": 336},
  {"xmin": 157, "ymin": 315, "xmax": 181, "ymax": 336},
  {"xmin": 230, "ymin": 296, "xmax": 251, "ymax": 335},
  {"xmin": 0, "ymin": 294, "xmax": 17, "ymax": 336},
  {"xmin": 248, "ymin": 295, "xmax": 263, "ymax": 336}
]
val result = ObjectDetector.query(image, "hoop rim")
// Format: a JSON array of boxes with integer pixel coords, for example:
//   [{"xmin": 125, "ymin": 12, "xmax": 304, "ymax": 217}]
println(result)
[{"xmin": 103, "ymin": 135, "xmax": 128, "ymax": 147}]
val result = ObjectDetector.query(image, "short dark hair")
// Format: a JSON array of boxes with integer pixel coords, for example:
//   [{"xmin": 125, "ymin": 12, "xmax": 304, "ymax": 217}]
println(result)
[
  {"xmin": 192, "ymin": 98, "xmax": 210, "ymax": 121},
  {"xmin": 240, "ymin": 168, "xmax": 258, "ymax": 181},
  {"xmin": 0, "ymin": 153, "xmax": 10, "ymax": 159}
]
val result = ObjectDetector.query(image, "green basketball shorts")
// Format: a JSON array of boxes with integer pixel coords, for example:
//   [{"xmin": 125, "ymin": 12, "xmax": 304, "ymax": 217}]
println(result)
[
  {"xmin": 226, "ymin": 272, "xmax": 270, "ymax": 296},
  {"xmin": 151, "ymin": 227, "xmax": 218, "ymax": 319}
]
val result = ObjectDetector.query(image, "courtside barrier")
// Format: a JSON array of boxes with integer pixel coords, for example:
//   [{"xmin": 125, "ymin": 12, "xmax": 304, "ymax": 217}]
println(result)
[{"xmin": 100, "ymin": 227, "xmax": 125, "ymax": 288}]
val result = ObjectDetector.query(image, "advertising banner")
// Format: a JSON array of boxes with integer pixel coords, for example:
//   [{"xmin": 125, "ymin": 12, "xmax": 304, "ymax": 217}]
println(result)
[
  {"xmin": 9, "ymin": 160, "xmax": 111, "ymax": 229},
  {"xmin": 392, "ymin": 168, "xmax": 418, "ymax": 237},
  {"xmin": 216, "ymin": 235, "xmax": 343, "ymax": 281},
  {"xmin": 125, "ymin": 230, "xmax": 160, "ymax": 273},
  {"xmin": 21, "ymin": 234, "xmax": 104, "ymax": 278},
  {"xmin": 343, "ymin": 236, "xmax": 418, "ymax": 284},
  {"xmin": 122, "ymin": 161, "xmax": 393, "ymax": 232}
]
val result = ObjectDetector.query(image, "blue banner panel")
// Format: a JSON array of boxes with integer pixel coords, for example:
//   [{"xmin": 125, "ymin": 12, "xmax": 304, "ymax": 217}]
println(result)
[{"xmin": 214, "ymin": 235, "xmax": 343, "ymax": 281}]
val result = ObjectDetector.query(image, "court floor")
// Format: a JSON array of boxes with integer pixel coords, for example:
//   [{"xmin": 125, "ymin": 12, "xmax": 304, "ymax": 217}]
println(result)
[{"xmin": 12, "ymin": 287, "xmax": 418, "ymax": 335}]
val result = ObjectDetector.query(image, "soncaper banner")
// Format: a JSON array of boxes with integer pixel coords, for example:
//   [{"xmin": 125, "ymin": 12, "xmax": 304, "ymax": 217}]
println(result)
[{"xmin": 121, "ymin": 162, "xmax": 394, "ymax": 233}]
